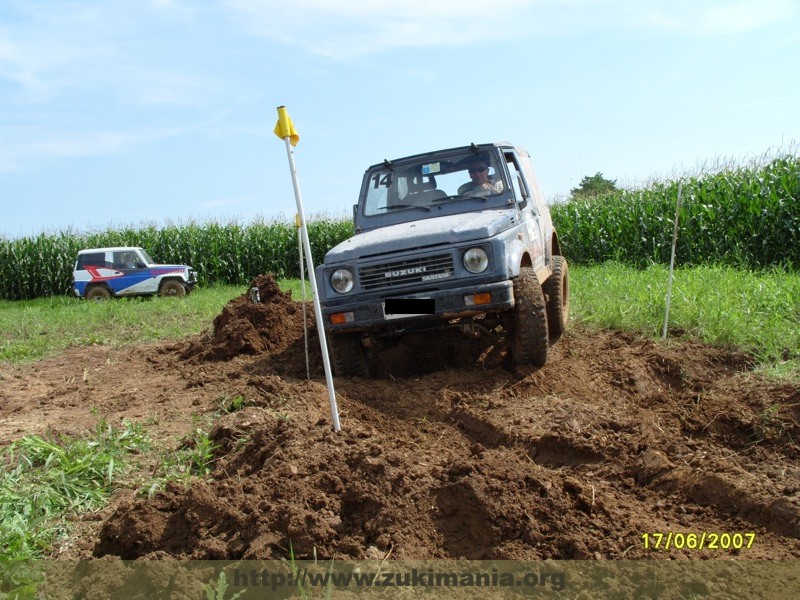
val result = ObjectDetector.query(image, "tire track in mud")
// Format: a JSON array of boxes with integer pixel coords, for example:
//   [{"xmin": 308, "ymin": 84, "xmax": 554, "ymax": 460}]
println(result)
[{"xmin": 333, "ymin": 350, "xmax": 800, "ymax": 559}]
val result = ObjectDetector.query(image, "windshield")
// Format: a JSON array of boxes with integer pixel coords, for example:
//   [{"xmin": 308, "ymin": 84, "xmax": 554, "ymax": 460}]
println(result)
[
  {"xmin": 363, "ymin": 149, "xmax": 506, "ymax": 216},
  {"xmin": 138, "ymin": 249, "xmax": 155, "ymax": 265}
]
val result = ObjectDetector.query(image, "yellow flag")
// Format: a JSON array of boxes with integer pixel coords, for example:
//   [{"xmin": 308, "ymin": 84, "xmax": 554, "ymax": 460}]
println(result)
[{"xmin": 274, "ymin": 105, "xmax": 300, "ymax": 147}]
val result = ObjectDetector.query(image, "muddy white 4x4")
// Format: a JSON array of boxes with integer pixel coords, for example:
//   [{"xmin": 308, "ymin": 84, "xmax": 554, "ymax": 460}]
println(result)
[
  {"xmin": 73, "ymin": 247, "xmax": 197, "ymax": 300},
  {"xmin": 315, "ymin": 142, "xmax": 569, "ymax": 377}
]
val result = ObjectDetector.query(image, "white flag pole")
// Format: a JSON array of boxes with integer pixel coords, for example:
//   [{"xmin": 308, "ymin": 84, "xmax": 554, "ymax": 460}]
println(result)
[
  {"xmin": 662, "ymin": 182, "xmax": 683, "ymax": 340},
  {"xmin": 295, "ymin": 213, "xmax": 311, "ymax": 380},
  {"xmin": 275, "ymin": 106, "xmax": 341, "ymax": 431}
]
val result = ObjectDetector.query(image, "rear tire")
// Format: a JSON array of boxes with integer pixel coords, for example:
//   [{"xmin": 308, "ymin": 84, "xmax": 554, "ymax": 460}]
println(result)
[
  {"xmin": 159, "ymin": 280, "xmax": 186, "ymax": 297},
  {"xmin": 509, "ymin": 266, "xmax": 549, "ymax": 367},
  {"xmin": 329, "ymin": 333, "xmax": 369, "ymax": 377},
  {"xmin": 85, "ymin": 285, "xmax": 111, "ymax": 301},
  {"xmin": 543, "ymin": 255, "xmax": 569, "ymax": 341}
]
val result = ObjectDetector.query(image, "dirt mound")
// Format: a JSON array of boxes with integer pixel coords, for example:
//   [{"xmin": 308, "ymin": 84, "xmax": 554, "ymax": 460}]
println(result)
[{"xmin": 180, "ymin": 275, "xmax": 318, "ymax": 377}]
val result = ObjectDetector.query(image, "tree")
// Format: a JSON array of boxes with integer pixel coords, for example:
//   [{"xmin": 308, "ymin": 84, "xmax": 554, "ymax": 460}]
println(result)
[{"xmin": 570, "ymin": 172, "xmax": 617, "ymax": 200}]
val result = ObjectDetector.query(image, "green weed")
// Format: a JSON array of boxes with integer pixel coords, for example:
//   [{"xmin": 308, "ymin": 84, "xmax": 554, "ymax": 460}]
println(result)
[
  {"xmin": 203, "ymin": 571, "xmax": 246, "ymax": 600},
  {"xmin": 0, "ymin": 420, "xmax": 150, "ymax": 559}
]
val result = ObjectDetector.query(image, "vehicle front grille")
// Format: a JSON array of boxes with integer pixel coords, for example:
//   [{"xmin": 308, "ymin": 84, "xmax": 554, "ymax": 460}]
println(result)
[{"xmin": 359, "ymin": 254, "xmax": 454, "ymax": 291}]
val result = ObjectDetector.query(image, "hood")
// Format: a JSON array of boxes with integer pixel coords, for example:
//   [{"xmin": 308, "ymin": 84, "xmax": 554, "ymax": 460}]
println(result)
[
  {"xmin": 326, "ymin": 209, "xmax": 517, "ymax": 263},
  {"xmin": 149, "ymin": 264, "xmax": 191, "ymax": 271}
]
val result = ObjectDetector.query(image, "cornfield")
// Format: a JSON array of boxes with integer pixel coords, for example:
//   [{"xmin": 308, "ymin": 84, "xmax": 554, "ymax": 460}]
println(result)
[
  {"xmin": 0, "ymin": 219, "xmax": 354, "ymax": 300},
  {"xmin": 550, "ymin": 155, "xmax": 800, "ymax": 269},
  {"xmin": 2, "ymin": 154, "xmax": 798, "ymax": 300}
]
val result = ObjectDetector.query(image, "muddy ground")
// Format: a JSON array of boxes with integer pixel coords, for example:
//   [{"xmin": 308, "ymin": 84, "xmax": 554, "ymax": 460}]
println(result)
[{"xmin": 1, "ymin": 275, "xmax": 799, "ymax": 562}]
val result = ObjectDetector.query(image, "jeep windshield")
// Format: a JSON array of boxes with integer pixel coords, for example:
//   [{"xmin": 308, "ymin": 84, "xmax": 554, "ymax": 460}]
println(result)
[
  {"xmin": 137, "ymin": 248, "xmax": 155, "ymax": 265},
  {"xmin": 363, "ymin": 149, "xmax": 508, "ymax": 217}
]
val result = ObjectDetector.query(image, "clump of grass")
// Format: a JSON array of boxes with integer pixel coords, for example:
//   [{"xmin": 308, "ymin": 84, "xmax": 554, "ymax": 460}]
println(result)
[
  {"xmin": 218, "ymin": 394, "xmax": 249, "ymax": 413},
  {"xmin": 570, "ymin": 263, "xmax": 800, "ymax": 375},
  {"xmin": 0, "ymin": 420, "xmax": 150, "ymax": 559},
  {"xmin": 145, "ymin": 427, "xmax": 220, "ymax": 497},
  {"xmin": 204, "ymin": 571, "xmax": 246, "ymax": 600}
]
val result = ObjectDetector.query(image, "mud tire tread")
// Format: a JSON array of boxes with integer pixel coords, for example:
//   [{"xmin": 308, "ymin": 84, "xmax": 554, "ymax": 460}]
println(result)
[
  {"xmin": 543, "ymin": 255, "xmax": 570, "ymax": 341},
  {"xmin": 510, "ymin": 266, "xmax": 549, "ymax": 367},
  {"xmin": 330, "ymin": 333, "xmax": 370, "ymax": 378}
]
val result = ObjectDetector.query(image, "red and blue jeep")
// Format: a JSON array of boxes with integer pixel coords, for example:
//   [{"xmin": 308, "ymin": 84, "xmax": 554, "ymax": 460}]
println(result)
[{"xmin": 72, "ymin": 247, "xmax": 197, "ymax": 300}]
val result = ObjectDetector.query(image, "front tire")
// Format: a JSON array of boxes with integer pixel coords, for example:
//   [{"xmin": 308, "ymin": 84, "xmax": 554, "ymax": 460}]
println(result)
[
  {"xmin": 159, "ymin": 280, "xmax": 186, "ymax": 297},
  {"xmin": 509, "ymin": 266, "xmax": 549, "ymax": 367},
  {"xmin": 543, "ymin": 255, "xmax": 569, "ymax": 341},
  {"xmin": 329, "ymin": 333, "xmax": 369, "ymax": 378}
]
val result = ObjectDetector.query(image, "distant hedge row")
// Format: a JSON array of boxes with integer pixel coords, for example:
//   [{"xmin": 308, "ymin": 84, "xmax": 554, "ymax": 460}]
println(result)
[
  {"xmin": 549, "ymin": 155, "xmax": 800, "ymax": 269},
  {"xmin": 0, "ymin": 220, "xmax": 354, "ymax": 301},
  {"xmin": 2, "ymin": 155, "xmax": 798, "ymax": 300}
]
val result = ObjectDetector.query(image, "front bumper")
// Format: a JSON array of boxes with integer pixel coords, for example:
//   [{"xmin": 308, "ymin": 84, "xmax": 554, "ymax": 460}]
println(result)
[{"xmin": 322, "ymin": 280, "xmax": 514, "ymax": 334}]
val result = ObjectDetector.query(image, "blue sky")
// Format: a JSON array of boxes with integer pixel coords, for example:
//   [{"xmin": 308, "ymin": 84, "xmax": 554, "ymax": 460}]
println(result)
[{"xmin": 1, "ymin": 0, "xmax": 798, "ymax": 239}]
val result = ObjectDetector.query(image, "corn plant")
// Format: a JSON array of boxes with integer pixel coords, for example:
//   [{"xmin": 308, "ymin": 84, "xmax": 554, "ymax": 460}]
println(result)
[
  {"xmin": 0, "ymin": 218, "xmax": 354, "ymax": 300},
  {"xmin": 551, "ymin": 154, "xmax": 800, "ymax": 269}
]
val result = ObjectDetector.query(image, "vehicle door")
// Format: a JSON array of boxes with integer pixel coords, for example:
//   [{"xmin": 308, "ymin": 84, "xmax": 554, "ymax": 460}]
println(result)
[
  {"xmin": 110, "ymin": 250, "xmax": 155, "ymax": 295},
  {"xmin": 504, "ymin": 150, "xmax": 545, "ymax": 269}
]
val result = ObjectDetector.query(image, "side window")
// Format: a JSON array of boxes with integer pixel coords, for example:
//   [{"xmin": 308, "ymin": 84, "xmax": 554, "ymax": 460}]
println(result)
[
  {"xmin": 76, "ymin": 253, "xmax": 105, "ymax": 270},
  {"xmin": 113, "ymin": 251, "xmax": 141, "ymax": 269},
  {"xmin": 505, "ymin": 152, "xmax": 534, "ymax": 211}
]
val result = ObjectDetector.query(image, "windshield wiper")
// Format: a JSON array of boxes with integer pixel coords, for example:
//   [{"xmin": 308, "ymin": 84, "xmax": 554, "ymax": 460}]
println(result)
[
  {"xmin": 442, "ymin": 194, "xmax": 489, "ymax": 203},
  {"xmin": 378, "ymin": 203, "xmax": 431, "ymax": 212}
]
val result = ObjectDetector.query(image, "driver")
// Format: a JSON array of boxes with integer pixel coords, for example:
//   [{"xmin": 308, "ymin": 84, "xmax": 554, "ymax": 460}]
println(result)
[{"xmin": 457, "ymin": 158, "xmax": 504, "ymax": 196}]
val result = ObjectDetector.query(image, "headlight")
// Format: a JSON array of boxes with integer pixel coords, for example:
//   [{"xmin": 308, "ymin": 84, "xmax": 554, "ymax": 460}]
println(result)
[
  {"xmin": 463, "ymin": 247, "xmax": 489, "ymax": 274},
  {"xmin": 331, "ymin": 268, "xmax": 355, "ymax": 294}
]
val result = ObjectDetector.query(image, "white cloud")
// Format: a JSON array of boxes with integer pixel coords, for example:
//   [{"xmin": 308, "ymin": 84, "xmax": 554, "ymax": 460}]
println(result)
[
  {"xmin": 225, "ymin": 0, "xmax": 542, "ymax": 59},
  {"xmin": 0, "ymin": 2, "xmax": 218, "ymax": 106},
  {"xmin": 225, "ymin": 0, "xmax": 799, "ymax": 59},
  {"xmin": 646, "ymin": 0, "xmax": 796, "ymax": 35}
]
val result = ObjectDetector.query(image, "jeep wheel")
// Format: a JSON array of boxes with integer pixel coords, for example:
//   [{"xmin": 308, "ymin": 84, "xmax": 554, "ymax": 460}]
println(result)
[
  {"xmin": 159, "ymin": 280, "xmax": 186, "ymax": 298},
  {"xmin": 509, "ymin": 266, "xmax": 549, "ymax": 367},
  {"xmin": 85, "ymin": 285, "xmax": 111, "ymax": 301},
  {"xmin": 543, "ymin": 255, "xmax": 569, "ymax": 341},
  {"xmin": 329, "ymin": 333, "xmax": 369, "ymax": 378}
]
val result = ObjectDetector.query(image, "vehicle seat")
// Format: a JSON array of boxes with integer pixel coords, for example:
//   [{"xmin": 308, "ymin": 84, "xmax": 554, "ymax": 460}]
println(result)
[{"xmin": 405, "ymin": 176, "xmax": 447, "ymax": 206}]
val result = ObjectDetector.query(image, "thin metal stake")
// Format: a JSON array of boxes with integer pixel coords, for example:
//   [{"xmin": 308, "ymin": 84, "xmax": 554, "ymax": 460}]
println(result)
[
  {"xmin": 296, "ymin": 214, "xmax": 310, "ymax": 380},
  {"xmin": 662, "ymin": 183, "xmax": 683, "ymax": 340}
]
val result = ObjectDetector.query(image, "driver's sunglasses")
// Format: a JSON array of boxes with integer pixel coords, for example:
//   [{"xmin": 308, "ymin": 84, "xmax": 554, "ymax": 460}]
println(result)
[{"xmin": 469, "ymin": 166, "xmax": 487, "ymax": 174}]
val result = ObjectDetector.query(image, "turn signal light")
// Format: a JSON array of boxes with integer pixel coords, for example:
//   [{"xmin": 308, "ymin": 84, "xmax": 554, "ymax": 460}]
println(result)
[
  {"xmin": 465, "ymin": 293, "xmax": 492, "ymax": 306},
  {"xmin": 330, "ymin": 312, "xmax": 354, "ymax": 325}
]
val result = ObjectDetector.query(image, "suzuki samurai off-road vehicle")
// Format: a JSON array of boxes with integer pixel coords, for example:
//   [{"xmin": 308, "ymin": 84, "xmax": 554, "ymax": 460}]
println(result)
[
  {"xmin": 315, "ymin": 142, "xmax": 568, "ymax": 377},
  {"xmin": 72, "ymin": 247, "xmax": 197, "ymax": 300}
]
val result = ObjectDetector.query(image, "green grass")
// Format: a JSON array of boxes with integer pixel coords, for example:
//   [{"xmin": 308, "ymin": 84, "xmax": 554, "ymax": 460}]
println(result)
[
  {"xmin": 0, "ymin": 417, "xmax": 234, "ymax": 559},
  {"xmin": 2, "ymin": 268, "xmax": 797, "ymax": 376},
  {"xmin": 0, "ymin": 281, "xmax": 307, "ymax": 363},
  {"xmin": 0, "ymin": 419, "xmax": 151, "ymax": 559},
  {"xmin": 570, "ymin": 263, "xmax": 800, "ymax": 375}
]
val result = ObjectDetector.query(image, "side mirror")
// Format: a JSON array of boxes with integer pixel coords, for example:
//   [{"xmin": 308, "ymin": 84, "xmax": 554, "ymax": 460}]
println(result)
[{"xmin": 353, "ymin": 204, "xmax": 358, "ymax": 223}]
